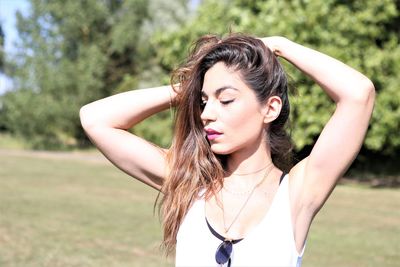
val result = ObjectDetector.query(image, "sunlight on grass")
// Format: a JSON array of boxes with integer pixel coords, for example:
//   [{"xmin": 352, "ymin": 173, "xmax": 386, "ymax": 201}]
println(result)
[
  {"xmin": 0, "ymin": 134, "xmax": 30, "ymax": 150},
  {"xmin": 0, "ymin": 152, "xmax": 399, "ymax": 267},
  {"xmin": 303, "ymin": 184, "xmax": 399, "ymax": 267},
  {"xmin": 0, "ymin": 153, "xmax": 172, "ymax": 267}
]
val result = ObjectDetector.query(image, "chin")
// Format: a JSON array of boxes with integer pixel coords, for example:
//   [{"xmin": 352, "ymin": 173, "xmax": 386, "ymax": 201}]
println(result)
[{"xmin": 210, "ymin": 144, "xmax": 235, "ymax": 155}]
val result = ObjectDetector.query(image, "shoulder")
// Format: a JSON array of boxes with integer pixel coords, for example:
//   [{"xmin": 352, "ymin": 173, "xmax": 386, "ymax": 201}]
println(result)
[{"xmin": 288, "ymin": 158, "xmax": 306, "ymax": 191}]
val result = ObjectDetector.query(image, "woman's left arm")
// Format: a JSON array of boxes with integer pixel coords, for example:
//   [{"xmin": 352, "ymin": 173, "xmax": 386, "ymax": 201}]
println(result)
[{"xmin": 262, "ymin": 37, "xmax": 375, "ymax": 213}]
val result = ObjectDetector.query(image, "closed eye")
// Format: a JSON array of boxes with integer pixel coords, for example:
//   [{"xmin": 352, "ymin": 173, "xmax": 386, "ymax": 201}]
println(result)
[{"xmin": 220, "ymin": 99, "xmax": 234, "ymax": 105}]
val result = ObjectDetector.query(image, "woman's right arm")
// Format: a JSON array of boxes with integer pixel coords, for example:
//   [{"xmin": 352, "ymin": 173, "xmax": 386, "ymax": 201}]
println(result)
[{"xmin": 79, "ymin": 85, "xmax": 177, "ymax": 191}]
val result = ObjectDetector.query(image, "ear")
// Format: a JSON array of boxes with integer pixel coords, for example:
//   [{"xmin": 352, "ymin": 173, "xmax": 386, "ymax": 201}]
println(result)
[{"xmin": 262, "ymin": 96, "xmax": 282, "ymax": 124}]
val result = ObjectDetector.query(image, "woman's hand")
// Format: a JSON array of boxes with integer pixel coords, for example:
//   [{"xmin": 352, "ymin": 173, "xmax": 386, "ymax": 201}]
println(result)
[
  {"xmin": 170, "ymin": 83, "xmax": 181, "ymax": 106},
  {"xmin": 259, "ymin": 36, "xmax": 291, "ymax": 57}
]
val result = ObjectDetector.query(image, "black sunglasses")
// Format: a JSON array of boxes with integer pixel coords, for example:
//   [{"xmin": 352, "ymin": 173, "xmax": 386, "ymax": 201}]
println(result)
[
  {"xmin": 207, "ymin": 219, "xmax": 243, "ymax": 266},
  {"xmin": 215, "ymin": 239, "xmax": 242, "ymax": 266}
]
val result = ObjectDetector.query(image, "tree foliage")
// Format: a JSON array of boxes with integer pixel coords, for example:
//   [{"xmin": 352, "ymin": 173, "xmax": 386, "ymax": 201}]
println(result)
[
  {"xmin": 1, "ymin": 0, "xmax": 399, "ymax": 160},
  {"xmin": 0, "ymin": 0, "xmax": 189, "ymax": 149},
  {"xmin": 155, "ymin": 0, "xmax": 400, "ymax": 156},
  {"xmin": 0, "ymin": 24, "xmax": 4, "ymax": 72}
]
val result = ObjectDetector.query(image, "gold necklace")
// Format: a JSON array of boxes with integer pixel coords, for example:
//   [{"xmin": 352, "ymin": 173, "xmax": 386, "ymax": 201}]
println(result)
[
  {"xmin": 223, "ymin": 162, "xmax": 274, "ymax": 196},
  {"xmin": 227, "ymin": 162, "xmax": 273, "ymax": 176},
  {"xmin": 221, "ymin": 164, "xmax": 274, "ymax": 237}
]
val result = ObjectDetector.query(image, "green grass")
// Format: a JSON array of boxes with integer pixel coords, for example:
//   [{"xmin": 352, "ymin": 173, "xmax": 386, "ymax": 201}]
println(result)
[
  {"xmin": 303, "ymin": 184, "xmax": 399, "ymax": 267},
  {"xmin": 0, "ymin": 151, "xmax": 399, "ymax": 267},
  {"xmin": 0, "ymin": 152, "xmax": 172, "ymax": 267},
  {"xmin": 0, "ymin": 133, "xmax": 30, "ymax": 150}
]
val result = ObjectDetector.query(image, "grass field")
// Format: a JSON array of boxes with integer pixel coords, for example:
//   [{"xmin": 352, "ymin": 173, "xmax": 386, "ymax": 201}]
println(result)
[{"xmin": 0, "ymin": 150, "xmax": 399, "ymax": 267}]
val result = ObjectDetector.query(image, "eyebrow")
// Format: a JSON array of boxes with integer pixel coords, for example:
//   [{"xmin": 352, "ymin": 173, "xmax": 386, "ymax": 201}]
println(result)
[{"xmin": 201, "ymin": 86, "xmax": 239, "ymax": 97}]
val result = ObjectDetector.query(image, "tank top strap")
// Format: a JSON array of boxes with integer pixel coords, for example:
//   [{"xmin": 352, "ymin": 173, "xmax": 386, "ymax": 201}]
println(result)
[{"xmin": 279, "ymin": 172, "xmax": 286, "ymax": 185}]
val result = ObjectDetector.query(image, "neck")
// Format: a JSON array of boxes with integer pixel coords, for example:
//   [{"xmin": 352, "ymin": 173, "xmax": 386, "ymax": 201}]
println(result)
[{"xmin": 225, "ymin": 137, "xmax": 273, "ymax": 185}]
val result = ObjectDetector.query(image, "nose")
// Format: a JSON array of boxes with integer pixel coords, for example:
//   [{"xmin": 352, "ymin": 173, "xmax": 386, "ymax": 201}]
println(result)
[{"xmin": 200, "ymin": 100, "xmax": 217, "ymax": 123}]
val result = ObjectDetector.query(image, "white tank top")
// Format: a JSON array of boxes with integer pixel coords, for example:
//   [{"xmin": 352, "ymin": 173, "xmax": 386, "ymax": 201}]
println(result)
[{"xmin": 175, "ymin": 174, "xmax": 305, "ymax": 267}]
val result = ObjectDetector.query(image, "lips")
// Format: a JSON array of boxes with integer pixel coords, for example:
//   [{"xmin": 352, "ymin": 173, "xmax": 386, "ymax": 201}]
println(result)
[{"xmin": 205, "ymin": 128, "xmax": 222, "ymax": 141}]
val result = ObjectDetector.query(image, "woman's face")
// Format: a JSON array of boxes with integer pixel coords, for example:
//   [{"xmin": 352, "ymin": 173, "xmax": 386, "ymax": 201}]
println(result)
[{"xmin": 201, "ymin": 62, "xmax": 267, "ymax": 155}]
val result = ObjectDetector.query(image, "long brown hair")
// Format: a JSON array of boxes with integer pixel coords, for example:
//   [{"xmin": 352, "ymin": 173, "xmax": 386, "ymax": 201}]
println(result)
[{"xmin": 159, "ymin": 33, "xmax": 293, "ymax": 254}]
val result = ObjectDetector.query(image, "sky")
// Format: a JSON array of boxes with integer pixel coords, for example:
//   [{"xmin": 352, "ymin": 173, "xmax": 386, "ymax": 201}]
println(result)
[{"xmin": 0, "ymin": 0, "xmax": 30, "ymax": 93}]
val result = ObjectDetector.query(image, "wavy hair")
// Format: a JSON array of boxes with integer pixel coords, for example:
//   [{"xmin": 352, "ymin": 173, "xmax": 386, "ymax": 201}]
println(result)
[{"xmin": 159, "ymin": 33, "xmax": 293, "ymax": 254}]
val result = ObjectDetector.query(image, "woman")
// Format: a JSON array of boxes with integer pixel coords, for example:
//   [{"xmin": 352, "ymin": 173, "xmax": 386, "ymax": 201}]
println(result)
[{"xmin": 80, "ymin": 34, "xmax": 375, "ymax": 267}]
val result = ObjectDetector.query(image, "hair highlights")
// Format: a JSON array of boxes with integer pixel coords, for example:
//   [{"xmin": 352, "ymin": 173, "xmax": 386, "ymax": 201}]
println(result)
[{"xmin": 159, "ymin": 33, "xmax": 293, "ymax": 254}]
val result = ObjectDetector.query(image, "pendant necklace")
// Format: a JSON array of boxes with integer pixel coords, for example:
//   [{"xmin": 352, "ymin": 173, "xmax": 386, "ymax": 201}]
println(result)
[
  {"xmin": 223, "ymin": 162, "xmax": 273, "ymax": 196},
  {"xmin": 221, "ymin": 163, "xmax": 274, "ymax": 237}
]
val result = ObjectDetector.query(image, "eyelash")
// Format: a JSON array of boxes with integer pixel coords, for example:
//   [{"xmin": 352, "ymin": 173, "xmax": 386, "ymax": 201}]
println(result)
[
  {"xmin": 220, "ymin": 100, "xmax": 234, "ymax": 105},
  {"xmin": 200, "ymin": 99, "xmax": 234, "ymax": 108}
]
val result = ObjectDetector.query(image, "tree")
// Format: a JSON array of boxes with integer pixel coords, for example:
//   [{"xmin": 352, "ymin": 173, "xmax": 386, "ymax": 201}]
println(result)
[
  {"xmin": 1, "ymin": 0, "xmax": 190, "ymax": 149},
  {"xmin": 155, "ymin": 0, "xmax": 400, "ymax": 159},
  {"xmin": 0, "ymin": 24, "xmax": 4, "ymax": 72}
]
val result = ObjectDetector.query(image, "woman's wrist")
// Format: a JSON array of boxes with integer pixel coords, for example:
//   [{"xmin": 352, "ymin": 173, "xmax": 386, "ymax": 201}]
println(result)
[
  {"xmin": 260, "ymin": 36, "xmax": 292, "ymax": 58},
  {"xmin": 169, "ymin": 83, "xmax": 180, "ymax": 107}
]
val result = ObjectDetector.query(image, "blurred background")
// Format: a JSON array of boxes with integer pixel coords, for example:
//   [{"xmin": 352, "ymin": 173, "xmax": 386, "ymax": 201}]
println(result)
[{"xmin": 0, "ymin": 0, "xmax": 399, "ymax": 266}]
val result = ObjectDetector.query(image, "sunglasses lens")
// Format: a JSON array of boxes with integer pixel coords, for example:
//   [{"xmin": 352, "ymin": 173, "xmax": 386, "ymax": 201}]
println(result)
[{"xmin": 215, "ymin": 241, "xmax": 233, "ymax": 264}]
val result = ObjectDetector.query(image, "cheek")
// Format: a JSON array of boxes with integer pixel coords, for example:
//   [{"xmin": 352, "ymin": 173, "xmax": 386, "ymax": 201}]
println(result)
[
  {"xmin": 223, "ymin": 107, "xmax": 265, "ymax": 141},
  {"xmin": 224, "ymin": 104, "xmax": 263, "ymax": 129}
]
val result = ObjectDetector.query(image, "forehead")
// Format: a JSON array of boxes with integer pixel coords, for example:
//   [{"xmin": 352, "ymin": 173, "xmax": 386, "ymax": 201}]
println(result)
[{"xmin": 201, "ymin": 62, "xmax": 248, "ymax": 96}]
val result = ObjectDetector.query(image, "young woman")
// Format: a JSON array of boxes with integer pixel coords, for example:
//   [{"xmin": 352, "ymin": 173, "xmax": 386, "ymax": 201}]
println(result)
[{"xmin": 80, "ymin": 34, "xmax": 375, "ymax": 267}]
